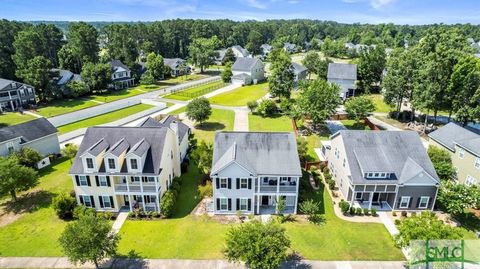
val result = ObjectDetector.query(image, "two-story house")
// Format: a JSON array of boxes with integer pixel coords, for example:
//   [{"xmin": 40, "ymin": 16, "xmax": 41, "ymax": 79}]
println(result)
[
  {"xmin": 429, "ymin": 123, "xmax": 480, "ymax": 186},
  {"xmin": 231, "ymin": 58, "xmax": 265, "ymax": 85},
  {"xmin": 231, "ymin": 45, "xmax": 250, "ymax": 58},
  {"xmin": 109, "ymin": 60, "xmax": 134, "ymax": 90},
  {"xmin": 327, "ymin": 63, "xmax": 357, "ymax": 100},
  {"xmin": 163, "ymin": 58, "xmax": 190, "ymax": 77},
  {"xmin": 69, "ymin": 123, "xmax": 185, "ymax": 213},
  {"xmin": 322, "ymin": 130, "xmax": 440, "ymax": 211},
  {"xmin": 0, "ymin": 78, "xmax": 36, "ymax": 112},
  {"xmin": 210, "ymin": 132, "xmax": 302, "ymax": 215},
  {"xmin": 292, "ymin": 62, "xmax": 308, "ymax": 84}
]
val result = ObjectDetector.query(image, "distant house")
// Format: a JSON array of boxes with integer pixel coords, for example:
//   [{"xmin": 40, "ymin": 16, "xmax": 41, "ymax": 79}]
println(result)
[
  {"xmin": 292, "ymin": 62, "xmax": 308, "ymax": 84},
  {"xmin": 327, "ymin": 63, "xmax": 357, "ymax": 100},
  {"xmin": 345, "ymin": 43, "xmax": 376, "ymax": 53},
  {"xmin": 231, "ymin": 58, "xmax": 265, "ymax": 85},
  {"xmin": 163, "ymin": 58, "xmax": 190, "ymax": 77},
  {"xmin": 322, "ymin": 130, "xmax": 440, "ymax": 211},
  {"xmin": 231, "ymin": 45, "xmax": 250, "ymax": 58},
  {"xmin": 215, "ymin": 49, "xmax": 227, "ymax": 65},
  {"xmin": 0, "ymin": 78, "xmax": 36, "ymax": 112},
  {"xmin": 0, "ymin": 118, "xmax": 60, "ymax": 159},
  {"xmin": 283, "ymin": 42, "xmax": 297, "ymax": 54},
  {"xmin": 428, "ymin": 123, "xmax": 480, "ymax": 186},
  {"xmin": 260, "ymin": 44, "xmax": 272, "ymax": 59},
  {"xmin": 50, "ymin": 69, "xmax": 82, "ymax": 96},
  {"xmin": 109, "ymin": 60, "xmax": 134, "ymax": 90}
]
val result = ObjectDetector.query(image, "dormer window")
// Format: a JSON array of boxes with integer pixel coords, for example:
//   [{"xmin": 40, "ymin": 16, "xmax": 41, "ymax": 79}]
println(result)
[
  {"xmin": 107, "ymin": 158, "xmax": 116, "ymax": 170},
  {"xmin": 130, "ymin": 159, "xmax": 138, "ymax": 170},
  {"xmin": 86, "ymin": 158, "xmax": 94, "ymax": 169}
]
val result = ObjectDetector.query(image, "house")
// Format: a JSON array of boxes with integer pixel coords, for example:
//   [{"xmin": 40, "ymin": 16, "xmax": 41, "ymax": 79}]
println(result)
[
  {"xmin": 163, "ymin": 58, "xmax": 190, "ymax": 77},
  {"xmin": 50, "ymin": 69, "xmax": 82, "ymax": 96},
  {"xmin": 0, "ymin": 118, "xmax": 60, "ymax": 160},
  {"xmin": 292, "ymin": 62, "xmax": 308, "ymax": 83},
  {"xmin": 428, "ymin": 123, "xmax": 480, "ymax": 186},
  {"xmin": 260, "ymin": 44, "xmax": 272, "ymax": 58},
  {"xmin": 283, "ymin": 42, "xmax": 297, "ymax": 54},
  {"xmin": 69, "ymin": 121, "xmax": 187, "ymax": 212},
  {"xmin": 231, "ymin": 58, "xmax": 265, "ymax": 85},
  {"xmin": 0, "ymin": 78, "xmax": 36, "ymax": 112},
  {"xmin": 327, "ymin": 63, "xmax": 357, "ymax": 100},
  {"xmin": 215, "ymin": 49, "xmax": 227, "ymax": 65},
  {"xmin": 322, "ymin": 130, "xmax": 440, "ymax": 211},
  {"xmin": 109, "ymin": 60, "xmax": 135, "ymax": 90},
  {"xmin": 231, "ymin": 45, "xmax": 250, "ymax": 58},
  {"xmin": 210, "ymin": 132, "xmax": 302, "ymax": 215}
]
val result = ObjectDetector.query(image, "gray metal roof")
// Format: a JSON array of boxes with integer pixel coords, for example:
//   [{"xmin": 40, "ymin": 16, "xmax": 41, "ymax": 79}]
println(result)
[
  {"xmin": 327, "ymin": 63, "xmax": 357, "ymax": 80},
  {"xmin": 211, "ymin": 132, "xmax": 302, "ymax": 177},
  {"xmin": 0, "ymin": 118, "xmax": 57, "ymax": 143},
  {"xmin": 137, "ymin": 116, "xmax": 190, "ymax": 142},
  {"xmin": 428, "ymin": 122, "xmax": 480, "ymax": 156},
  {"xmin": 335, "ymin": 130, "xmax": 439, "ymax": 184},
  {"xmin": 232, "ymin": 58, "xmax": 263, "ymax": 72},
  {"xmin": 0, "ymin": 78, "xmax": 33, "ymax": 92},
  {"xmin": 69, "ymin": 126, "xmax": 168, "ymax": 175}
]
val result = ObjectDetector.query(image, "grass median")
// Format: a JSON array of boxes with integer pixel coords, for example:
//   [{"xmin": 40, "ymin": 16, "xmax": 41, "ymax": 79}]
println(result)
[{"xmin": 163, "ymin": 81, "xmax": 225, "ymax": 101}]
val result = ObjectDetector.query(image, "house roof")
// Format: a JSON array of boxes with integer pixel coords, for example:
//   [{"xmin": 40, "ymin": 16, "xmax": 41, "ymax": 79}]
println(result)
[
  {"xmin": 327, "ymin": 63, "xmax": 357, "ymax": 80},
  {"xmin": 51, "ymin": 69, "xmax": 82, "ymax": 86},
  {"xmin": 164, "ymin": 58, "xmax": 185, "ymax": 70},
  {"xmin": 216, "ymin": 49, "xmax": 227, "ymax": 61},
  {"xmin": 334, "ymin": 130, "xmax": 439, "ymax": 185},
  {"xmin": 283, "ymin": 42, "xmax": 296, "ymax": 51},
  {"xmin": 211, "ymin": 132, "xmax": 302, "ymax": 177},
  {"xmin": 292, "ymin": 62, "xmax": 308, "ymax": 74},
  {"xmin": 232, "ymin": 58, "xmax": 263, "ymax": 72},
  {"xmin": 69, "ymin": 126, "xmax": 169, "ymax": 175},
  {"xmin": 232, "ymin": 45, "xmax": 250, "ymax": 57},
  {"xmin": 0, "ymin": 118, "xmax": 57, "ymax": 144},
  {"xmin": 0, "ymin": 78, "xmax": 32, "ymax": 92},
  {"xmin": 428, "ymin": 122, "xmax": 480, "ymax": 156},
  {"xmin": 136, "ymin": 116, "xmax": 190, "ymax": 142},
  {"xmin": 109, "ymin": 59, "xmax": 130, "ymax": 72}
]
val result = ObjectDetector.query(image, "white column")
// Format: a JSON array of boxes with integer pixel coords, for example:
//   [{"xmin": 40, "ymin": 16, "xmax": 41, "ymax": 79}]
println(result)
[
  {"xmin": 295, "ymin": 177, "xmax": 300, "ymax": 214},
  {"xmin": 156, "ymin": 194, "xmax": 160, "ymax": 212},
  {"xmin": 140, "ymin": 176, "xmax": 144, "ymax": 192},
  {"xmin": 368, "ymin": 192, "xmax": 373, "ymax": 210},
  {"xmin": 141, "ymin": 195, "xmax": 146, "ymax": 211},
  {"xmin": 256, "ymin": 178, "xmax": 260, "ymax": 214},
  {"xmin": 155, "ymin": 177, "xmax": 159, "ymax": 193},
  {"xmin": 126, "ymin": 176, "xmax": 130, "ymax": 192},
  {"xmin": 128, "ymin": 194, "xmax": 133, "ymax": 211},
  {"xmin": 276, "ymin": 177, "xmax": 280, "ymax": 193}
]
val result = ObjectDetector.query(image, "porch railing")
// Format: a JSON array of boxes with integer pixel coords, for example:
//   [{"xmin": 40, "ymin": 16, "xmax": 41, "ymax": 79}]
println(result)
[
  {"xmin": 114, "ymin": 183, "xmax": 159, "ymax": 193},
  {"xmin": 256, "ymin": 185, "xmax": 297, "ymax": 193}
]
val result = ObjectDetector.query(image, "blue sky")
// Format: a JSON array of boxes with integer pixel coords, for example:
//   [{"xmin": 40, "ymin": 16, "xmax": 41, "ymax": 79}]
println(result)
[{"xmin": 1, "ymin": 0, "xmax": 480, "ymax": 24}]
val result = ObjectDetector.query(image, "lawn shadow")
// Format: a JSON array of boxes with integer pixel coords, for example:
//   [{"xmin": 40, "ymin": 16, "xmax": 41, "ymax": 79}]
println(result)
[
  {"xmin": 454, "ymin": 212, "xmax": 480, "ymax": 232},
  {"xmin": 1, "ymin": 190, "xmax": 55, "ymax": 214},
  {"xmin": 284, "ymin": 252, "xmax": 313, "ymax": 269},
  {"xmin": 0, "ymin": 123, "xmax": 7, "ymax": 128},
  {"xmin": 112, "ymin": 250, "xmax": 148, "ymax": 269},
  {"xmin": 195, "ymin": 122, "xmax": 225, "ymax": 132},
  {"xmin": 298, "ymin": 171, "xmax": 326, "ymax": 215},
  {"xmin": 171, "ymin": 162, "xmax": 203, "ymax": 219}
]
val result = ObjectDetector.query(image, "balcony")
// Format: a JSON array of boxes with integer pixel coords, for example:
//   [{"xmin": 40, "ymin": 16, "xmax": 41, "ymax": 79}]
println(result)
[
  {"xmin": 114, "ymin": 183, "xmax": 159, "ymax": 193},
  {"xmin": 256, "ymin": 182, "xmax": 297, "ymax": 193}
]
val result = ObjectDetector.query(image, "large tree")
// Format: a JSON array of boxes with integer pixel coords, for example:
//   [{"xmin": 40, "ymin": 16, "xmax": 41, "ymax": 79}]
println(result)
[
  {"xmin": 0, "ymin": 156, "xmax": 38, "ymax": 201},
  {"xmin": 436, "ymin": 181, "xmax": 480, "ymax": 216},
  {"xmin": 427, "ymin": 146, "xmax": 455, "ymax": 181},
  {"xmin": 145, "ymin": 52, "xmax": 165, "ymax": 80},
  {"xmin": 357, "ymin": 45, "xmax": 386, "ymax": 93},
  {"xmin": 103, "ymin": 24, "xmax": 138, "ymax": 68},
  {"xmin": 189, "ymin": 36, "xmax": 220, "ymax": 72},
  {"xmin": 59, "ymin": 22, "xmax": 99, "ymax": 73},
  {"xmin": 190, "ymin": 141, "xmax": 213, "ymax": 174},
  {"xmin": 0, "ymin": 20, "xmax": 25, "ymax": 79},
  {"xmin": 81, "ymin": 62, "xmax": 112, "ymax": 92},
  {"xmin": 245, "ymin": 30, "xmax": 263, "ymax": 56},
  {"xmin": 222, "ymin": 48, "xmax": 236, "ymax": 65},
  {"xmin": 268, "ymin": 50, "xmax": 294, "ymax": 99},
  {"xmin": 59, "ymin": 214, "xmax": 120, "ymax": 268},
  {"xmin": 344, "ymin": 96, "xmax": 375, "ymax": 122},
  {"xmin": 13, "ymin": 147, "xmax": 42, "ymax": 168},
  {"xmin": 302, "ymin": 51, "xmax": 320, "ymax": 79},
  {"xmin": 18, "ymin": 56, "xmax": 53, "ymax": 102},
  {"xmin": 186, "ymin": 97, "xmax": 212, "ymax": 125},
  {"xmin": 224, "ymin": 220, "xmax": 290, "ymax": 269}
]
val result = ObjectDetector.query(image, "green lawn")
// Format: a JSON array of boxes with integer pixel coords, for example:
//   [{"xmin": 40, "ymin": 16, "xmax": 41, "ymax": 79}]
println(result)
[
  {"xmin": 367, "ymin": 94, "xmax": 393, "ymax": 113},
  {"xmin": 297, "ymin": 121, "xmax": 331, "ymax": 162},
  {"xmin": 35, "ymin": 98, "xmax": 99, "ymax": 117},
  {"xmin": 0, "ymin": 112, "xmax": 37, "ymax": 127},
  {"xmin": 248, "ymin": 113, "xmax": 293, "ymax": 132},
  {"xmin": 162, "ymin": 81, "xmax": 225, "ymax": 101},
  {"xmin": 157, "ymin": 74, "xmax": 207, "ymax": 88},
  {"xmin": 340, "ymin": 119, "xmax": 370, "ymax": 130},
  {"xmin": 209, "ymin": 83, "xmax": 269, "ymax": 106},
  {"xmin": 57, "ymin": 104, "xmax": 154, "ymax": 134},
  {"xmin": 0, "ymin": 158, "xmax": 73, "ymax": 256}
]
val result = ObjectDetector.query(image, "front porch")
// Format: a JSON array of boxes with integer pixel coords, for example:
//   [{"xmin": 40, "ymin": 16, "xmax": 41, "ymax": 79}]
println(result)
[
  {"xmin": 254, "ymin": 194, "xmax": 297, "ymax": 215},
  {"xmin": 259, "ymin": 205, "xmax": 295, "ymax": 215},
  {"xmin": 352, "ymin": 200, "xmax": 392, "ymax": 211},
  {"xmin": 117, "ymin": 194, "xmax": 160, "ymax": 212}
]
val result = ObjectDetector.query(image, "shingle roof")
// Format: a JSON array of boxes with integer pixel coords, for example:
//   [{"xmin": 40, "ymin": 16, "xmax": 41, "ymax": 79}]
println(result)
[
  {"xmin": 327, "ymin": 63, "xmax": 357, "ymax": 80},
  {"xmin": 136, "ymin": 116, "xmax": 190, "ymax": 142},
  {"xmin": 335, "ymin": 130, "xmax": 439, "ymax": 184},
  {"xmin": 109, "ymin": 59, "xmax": 130, "ymax": 72},
  {"xmin": 232, "ymin": 58, "xmax": 263, "ymax": 72},
  {"xmin": 428, "ymin": 122, "xmax": 480, "ymax": 156},
  {"xmin": 163, "ymin": 58, "xmax": 185, "ymax": 70},
  {"xmin": 0, "ymin": 118, "xmax": 57, "ymax": 143},
  {"xmin": 69, "ymin": 126, "xmax": 168, "ymax": 175},
  {"xmin": 232, "ymin": 45, "xmax": 250, "ymax": 57},
  {"xmin": 0, "ymin": 78, "xmax": 32, "ymax": 92},
  {"xmin": 292, "ymin": 62, "xmax": 308, "ymax": 74},
  {"xmin": 211, "ymin": 132, "xmax": 302, "ymax": 177}
]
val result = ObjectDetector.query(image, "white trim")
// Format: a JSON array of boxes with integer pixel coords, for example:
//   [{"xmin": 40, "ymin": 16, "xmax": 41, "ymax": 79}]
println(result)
[
  {"xmin": 399, "ymin": 196, "xmax": 410, "ymax": 209},
  {"xmin": 219, "ymin": 177, "xmax": 228, "ymax": 189},
  {"xmin": 219, "ymin": 197, "xmax": 228, "ymax": 211},
  {"xmin": 418, "ymin": 196, "xmax": 429, "ymax": 209}
]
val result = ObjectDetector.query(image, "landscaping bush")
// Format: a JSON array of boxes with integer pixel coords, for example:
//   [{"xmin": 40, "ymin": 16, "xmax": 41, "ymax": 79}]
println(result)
[
  {"xmin": 322, "ymin": 166, "xmax": 330, "ymax": 174},
  {"xmin": 410, "ymin": 212, "xmax": 417, "ymax": 217},
  {"xmin": 198, "ymin": 181, "xmax": 213, "ymax": 198},
  {"xmin": 299, "ymin": 199, "xmax": 320, "ymax": 216},
  {"xmin": 98, "ymin": 211, "xmax": 114, "ymax": 220},
  {"xmin": 247, "ymin": 101, "xmax": 258, "ymax": 112},
  {"xmin": 394, "ymin": 219, "xmax": 401, "ymax": 226},
  {"xmin": 308, "ymin": 214, "xmax": 325, "ymax": 225},
  {"xmin": 257, "ymin": 99, "xmax": 277, "ymax": 116},
  {"xmin": 401, "ymin": 211, "xmax": 408, "ymax": 217},
  {"xmin": 332, "ymin": 191, "xmax": 338, "ymax": 198},
  {"xmin": 52, "ymin": 193, "xmax": 77, "ymax": 219},
  {"xmin": 363, "ymin": 208, "xmax": 369, "ymax": 215},
  {"xmin": 349, "ymin": 206, "xmax": 355, "ymax": 215},
  {"xmin": 181, "ymin": 162, "xmax": 188, "ymax": 173},
  {"xmin": 171, "ymin": 180, "xmax": 181, "ymax": 192},
  {"xmin": 355, "ymin": 207, "xmax": 363, "ymax": 215},
  {"xmin": 392, "ymin": 211, "xmax": 397, "ymax": 217},
  {"xmin": 339, "ymin": 200, "xmax": 350, "ymax": 215},
  {"xmin": 319, "ymin": 162, "xmax": 326, "ymax": 171},
  {"xmin": 73, "ymin": 205, "xmax": 95, "ymax": 220},
  {"xmin": 371, "ymin": 208, "xmax": 377, "ymax": 216},
  {"xmin": 160, "ymin": 190, "xmax": 176, "ymax": 218},
  {"xmin": 152, "ymin": 211, "xmax": 161, "ymax": 218}
]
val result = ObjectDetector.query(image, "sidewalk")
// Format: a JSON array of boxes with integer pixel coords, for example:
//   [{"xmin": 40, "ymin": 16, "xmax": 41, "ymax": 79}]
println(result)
[{"xmin": 233, "ymin": 110, "xmax": 249, "ymax": 131}]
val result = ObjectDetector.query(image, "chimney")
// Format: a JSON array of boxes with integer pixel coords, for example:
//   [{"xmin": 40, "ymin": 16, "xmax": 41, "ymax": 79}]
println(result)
[{"xmin": 170, "ymin": 120, "xmax": 179, "ymax": 135}]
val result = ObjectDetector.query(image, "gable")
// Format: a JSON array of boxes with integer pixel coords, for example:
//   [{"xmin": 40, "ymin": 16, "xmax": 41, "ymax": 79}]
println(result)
[
  {"xmin": 215, "ymin": 161, "xmax": 253, "ymax": 178},
  {"xmin": 402, "ymin": 171, "xmax": 438, "ymax": 186}
]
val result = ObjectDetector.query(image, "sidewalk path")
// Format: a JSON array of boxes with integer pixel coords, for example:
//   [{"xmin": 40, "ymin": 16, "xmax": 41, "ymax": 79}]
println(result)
[
  {"xmin": 233, "ymin": 110, "xmax": 249, "ymax": 131},
  {"xmin": 378, "ymin": 212, "xmax": 399, "ymax": 235},
  {"xmin": 23, "ymin": 111, "xmax": 43, "ymax": 118},
  {"xmin": 111, "ymin": 212, "xmax": 128, "ymax": 234}
]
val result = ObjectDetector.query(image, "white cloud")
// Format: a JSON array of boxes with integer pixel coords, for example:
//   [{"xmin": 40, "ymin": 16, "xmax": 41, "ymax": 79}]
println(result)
[
  {"xmin": 245, "ymin": 0, "xmax": 268, "ymax": 9},
  {"xmin": 342, "ymin": 0, "xmax": 395, "ymax": 10}
]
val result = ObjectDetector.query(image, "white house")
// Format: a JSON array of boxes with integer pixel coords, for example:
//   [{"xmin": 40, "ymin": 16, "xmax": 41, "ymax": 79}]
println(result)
[
  {"xmin": 0, "ymin": 78, "xmax": 36, "ymax": 112},
  {"xmin": 163, "ymin": 58, "xmax": 190, "ymax": 77},
  {"xmin": 231, "ymin": 58, "xmax": 265, "ymax": 85},
  {"xmin": 109, "ymin": 60, "xmax": 134, "ymax": 90},
  {"xmin": 231, "ymin": 45, "xmax": 250, "ymax": 58},
  {"xmin": 292, "ymin": 62, "xmax": 308, "ymax": 84},
  {"xmin": 210, "ymin": 132, "xmax": 302, "ymax": 215},
  {"xmin": 327, "ymin": 63, "xmax": 357, "ymax": 100}
]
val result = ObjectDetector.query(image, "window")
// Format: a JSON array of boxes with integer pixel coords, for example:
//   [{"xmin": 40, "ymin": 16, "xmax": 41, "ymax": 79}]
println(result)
[
  {"xmin": 466, "ymin": 175, "xmax": 477, "ymax": 186},
  {"xmin": 380, "ymin": 173, "xmax": 386, "ymax": 178},
  {"xmin": 239, "ymin": 198, "xmax": 248, "ymax": 211},
  {"xmin": 459, "ymin": 148, "xmax": 465, "ymax": 159},
  {"xmin": 419, "ymin": 196, "xmax": 429, "ymax": 209},
  {"xmin": 99, "ymin": 176, "xmax": 108, "ymax": 186},
  {"xmin": 240, "ymin": 178, "xmax": 248, "ymax": 189},
  {"xmin": 374, "ymin": 173, "xmax": 379, "ymax": 177},
  {"xmin": 108, "ymin": 158, "xmax": 116, "ymax": 169},
  {"xmin": 263, "ymin": 177, "xmax": 269, "ymax": 184},
  {"xmin": 367, "ymin": 173, "xmax": 373, "ymax": 177},
  {"xmin": 102, "ymin": 196, "xmax": 112, "ymax": 208},
  {"xmin": 79, "ymin": 175, "xmax": 88, "ymax": 186},
  {"xmin": 147, "ymin": 177, "xmax": 155, "ymax": 182},
  {"xmin": 220, "ymin": 178, "xmax": 228, "ymax": 188},
  {"xmin": 399, "ymin": 196, "xmax": 410, "ymax": 209},
  {"xmin": 83, "ymin": 196, "xmax": 92, "ymax": 207},
  {"xmin": 220, "ymin": 198, "xmax": 228, "ymax": 211},
  {"xmin": 355, "ymin": 192, "xmax": 362, "ymax": 200},
  {"xmin": 132, "ymin": 176, "xmax": 140, "ymax": 182},
  {"xmin": 86, "ymin": 158, "xmax": 94, "ymax": 169},
  {"xmin": 130, "ymin": 159, "xmax": 138, "ymax": 170},
  {"xmin": 475, "ymin": 158, "xmax": 480, "ymax": 169}
]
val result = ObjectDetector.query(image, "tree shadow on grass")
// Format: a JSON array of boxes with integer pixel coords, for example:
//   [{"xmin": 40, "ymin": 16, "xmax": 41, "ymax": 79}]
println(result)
[
  {"xmin": 195, "ymin": 122, "xmax": 225, "ymax": 132},
  {"xmin": 112, "ymin": 250, "xmax": 148, "ymax": 269},
  {"xmin": 454, "ymin": 212, "xmax": 480, "ymax": 232},
  {"xmin": 284, "ymin": 252, "xmax": 313, "ymax": 269},
  {"xmin": 1, "ymin": 190, "xmax": 55, "ymax": 214}
]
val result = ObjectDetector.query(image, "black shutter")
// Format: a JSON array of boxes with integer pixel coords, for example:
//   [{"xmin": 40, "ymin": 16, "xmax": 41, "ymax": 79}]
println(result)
[
  {"xmin": 416, "ymin": 198, "xmax": 420, "ymax": 208},
  {"xmin": 236, "ymin": 178, "xmax": 240, "ymax": 189},
  {"xmin": 90, "ymin": 195, "xmax": 95, "ymax": 207},
  {"xmin": 248, "ymin": 178, "xmax": 252, "ymax": 189},
  {"xmin": 248, "ymin": 199, "xmax": 251, "ymax": 211},
  {"xmin": 216, "ymin": 198, "xmax": 220, "ymax": 210},
  {"xmin": 86, "ymin": 176, "xmax": 91, "ymax": 186},
  {"xmin": 408, "ymin": 197, "xmax": 412, "ymax": 209},
  {"xmin": 75, "ymin": 175, "xmax": 80, "ymax": 186},
  {"xmin": 110, "ymin": 196, "xmax": 114, "ymax": 208},
  {"xmin": 99, "ymin": 196, "xmax": 104, "ymax": 208},
  {"xmin": 228, "ymin": 178, "xmax": 232, "ymax": 189},
  {"xmin": 228, "ymin": 199, "xmax": 232, "ymax": 211},
  {"xmin": 106, "ymin": 176, "xmax": 111, "ymax": 187},
  {"xmin": 79, "ymin": 195, "xmax": 84, "ymax": 205},
  {"xmin": 95, "ymin": 176, "xmax": 99, "ymax": 186},
  {"xmin": 236, "ymin": 199, "xmax": 240, "ymax": 211},
  {"xmin": 216, "ymin": 178, "xmax": 220, "ymax": 189}
]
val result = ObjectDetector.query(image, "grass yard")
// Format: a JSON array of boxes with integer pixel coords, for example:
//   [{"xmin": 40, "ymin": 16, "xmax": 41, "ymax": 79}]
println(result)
[
  {"xmin": 162, "ymin": 81, "xmax": 225, "ymax": 101},
  {"xmin": 340, "ymin": 119, "xmax": 370, "ymax": 130},
  {"xmin": 89, "ymin": 85, "xmax": 158, "ymax": 103},
  {"xmin": 35, "ymin": 98, "xmax": 99, "ymax": 117},
  {"xmin": 0, "ymin": 112, "xmax": 37, "ymax": 127},
  {"xmin": 296, "ymin": 121, "xmax": 331, "ymax": 161},
  {"xmin": 0, "ymin": 158, "xmax": 73, "ymax": 256},
  {"xmin": 57, "ymin": 104, "xmax": 154, "ymax": 134},
  {"xmin": 157, "ymin": 74, "xmax": 207, "ymax": 87},
  {"xmin": 367, "ymin": 94, "xmax": 393, "ymax": 113},
  {"xmin": 248, "ymin": 113, "xmax": 293, "ymax": 132},
  {"xmin": 209, "ymin": 83, "xmax": 269, "ymax": 106}
]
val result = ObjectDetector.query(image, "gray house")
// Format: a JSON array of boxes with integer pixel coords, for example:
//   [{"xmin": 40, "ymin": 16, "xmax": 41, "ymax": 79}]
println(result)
[
  {"xmin": 0, "ymin": 118, "xmax": 60, "ymax": 157},
  {"xmin": 0, "ymin": 78, "xmax": 36, "ymax": 112},
  {"xmin": 50, "ymin": 69, "xmax": 82, "ymax": 96},
  {"xmin": 163, "ymin": 58, "xmax": 190, "ymax": 77},
  {"xmin": 283, "ymin": 42, "xmax": 297, "ymax": 54},
  {"xmin": 322, "ymin": 130, "xmax": 439, "ymax": 211},
  {"xmin": 292, "ymin": 62, "xmax": 308, "ymax": 84},
  {"xmin": 327, "ymin": 63, "xmax": 357, "ymax": 100},
  {"xmin": 211, "ymin": 132, "xmax": 302, "ymax": 215},
  {"xmin": 231, "ymin": 58, "xmax": 265, "ymax": 85},
  {"xmin": 109, "ymin": 60, "xmax": 134, "ymax": 90}
]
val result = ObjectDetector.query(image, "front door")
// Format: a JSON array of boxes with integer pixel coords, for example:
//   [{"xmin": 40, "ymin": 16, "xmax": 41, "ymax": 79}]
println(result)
[
  {"xmin": 372, "ymin": 193, "xmax": 380, "ymax": 204},
  {"xmin": 124, "ymin": 195, "xmax": 130, "ymax": 206},
  {"xmin": 261, "ymin": 196, "xmax": 269, "ymax": 206}
]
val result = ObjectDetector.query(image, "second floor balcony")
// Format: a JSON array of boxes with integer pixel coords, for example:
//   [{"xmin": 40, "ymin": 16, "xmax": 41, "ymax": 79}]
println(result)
[
  {"xmin": 255, "ymin": 177, "xmax": 298, "ymax": 193},
  {"xmin": 114, "ymin": 183, "xmax": 159, "ymax": 193}
]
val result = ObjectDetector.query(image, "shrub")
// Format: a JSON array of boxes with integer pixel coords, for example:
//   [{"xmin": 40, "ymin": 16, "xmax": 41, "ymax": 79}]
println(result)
[
  {"xmin": 355, "ymin": 207, "xmax": 363, "ymax": 215},
  {"xmin": 171, "ymin": 180, "xmax": 181, "ymax": 192},
  {"xmin": 257, "ymin": 99, "xmax": 277, "ymax": 116},
  {"xmin": 349, "ymin": 206, "xmax": 355, "ymax": 215},
  {"xmin": 392, "ymin": 211, "xmax": 397, "ymax": 217},
  {"xmin": 363, "ymin": 208, "xmax": 369, "ymax": 215},
  {"xmin": 339, "ymin": 200, "xmax": 350, "ymax": 214},
  {"xmin": 308, "ymin": 214, "xmax": 325, "ymax": 224},
  {"xmin": 410, "ymin": 212, "xmax": 417, "ymax": 217},
  {"xmin": 152, "ymin": 211, "xmax": 161, "ymax": 218},
  {"xmin": 327, "ymin": 179, "xmax": 336, "ymax": 190},
  {"xmin": 401, "ymin": 211, "xmax": 408, "ymax": 217},
  {"xmin": 299, "ymin": 199, "xmax": 320, "ymax": 216},
  {"xmin": 198, "ymin": 181, "xmax": 213, "ymax": 198},
  {"xmin": 73, "ymin": 205, "xmax": 95, "ymax": 220},
  {"xmin": 52, "ymin": 193, "xmax": 77, "ymax": 219},
  {"xmin": 98, "ymin": 211, "xmax": 114, "ymax": 220},
  {"xmin": 319, "ymin": 162, "xmax": 326, "ymax": 171},
  {"xmin": 160, "ymin": 190, "xmax": 176, "ymax": 218},
  {"xmin": 370, "ymin": 208, "xmax": 377, "ymax": 216},
  {"xmin": 332, "ymin": 191, "xmax": 338, "ymax": 198},
  {"xmin": 322, "ymin": 166, "xmax": 329, "ymax": 173},
  {"xmin": 247, "ymin": 101, "xmax": 258, "ymax": 112},
  {"xmin": 394, "ymin": 219, "xmax": 401, "ymax": 226},
  {"xmin": 181, "ymin": 162, "xmax": 188, "ymax": 173}
]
